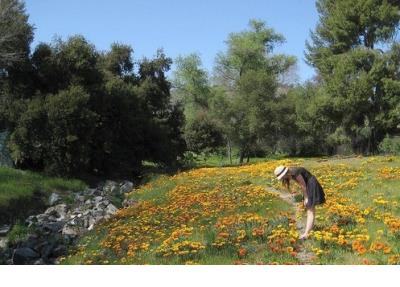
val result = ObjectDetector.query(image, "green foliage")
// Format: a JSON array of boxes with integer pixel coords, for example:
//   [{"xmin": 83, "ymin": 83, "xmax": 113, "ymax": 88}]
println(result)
[
  {"xmin": 172, "ymin": 54, "xmax": 210, "ymax": 112},
  {"xmin": 213, "ymin": 19, "xmax": 296, "ymax": 162},
  {"xmin": 306, "ymin": 0, "xmax": 400, "ymax": 154},
  {"xmin": 8, "ymin": 85, "xmax": 97, "ymax": 175},
  {"xmin": 378, "ymin": 135, "xmax": 400, "ymax": 155},
  {"xmin": 102, "ymin": 43, "xmax": 134, "ymax": 77},
  {"xmin": 45, "ymin": 86, "xmax": 97, "ymax": 173},
  {"xmin": 184, "ymin": 112, "xmax": 224, "ymax": 154},
  {"xmin": 1, "ymin": 23, "xmax": 185, "ymax": 176},
  {"xmin": 0, "ymin": 0, "xmax": 33, "ymax": 69},
  {"xmin": 7, "ymin": 222, "xmax": 30, "ymax": 245}
]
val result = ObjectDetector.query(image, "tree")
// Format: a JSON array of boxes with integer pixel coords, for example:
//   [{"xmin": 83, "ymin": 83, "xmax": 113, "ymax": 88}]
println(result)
[
  {"xmin": 136, "ymin": 50, "xmax": 186, "ymax": 166},
  {"xmin": 102, "ymin": 43, "xmax": 134, "ymax": 78},
  {"xmin": 306, "ymin": 0, "xmax": 400, "ymax": 154},
  {"xmin": 172, "ymin": 54, "xmax": 211, "ymax": 113},
  {"xmin": 214, "ymin": 19, "xmax": 296, "ymax": 163},
  {"xmin": 0, "ymin": 0, "xmax": 33, "ymax": 70},
  {"xmin": 88, "ymin": 77, "xmax": 145, "ymax": 176}
]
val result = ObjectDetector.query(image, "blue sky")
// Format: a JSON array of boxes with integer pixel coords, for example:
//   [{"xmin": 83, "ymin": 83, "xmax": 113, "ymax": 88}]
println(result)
[{"xmin": 25, "ymin": 0, "xmax": 319, "ymax": 82}]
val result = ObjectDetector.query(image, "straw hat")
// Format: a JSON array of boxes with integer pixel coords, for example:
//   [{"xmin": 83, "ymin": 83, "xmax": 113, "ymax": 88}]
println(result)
[{"xmin": 274, "ymin": 165, "xmax": 288, "ymax": 180}]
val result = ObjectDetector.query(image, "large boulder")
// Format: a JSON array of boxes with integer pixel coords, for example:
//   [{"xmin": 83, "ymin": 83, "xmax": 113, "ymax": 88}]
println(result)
[{"xmin": 12, "ymin": 247, "xmax": 40, "ymax": 264}]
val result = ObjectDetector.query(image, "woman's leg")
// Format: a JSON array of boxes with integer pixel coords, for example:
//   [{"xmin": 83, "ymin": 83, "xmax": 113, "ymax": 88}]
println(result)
[{"xmin": 300, "ymin": 206, "xmax": 315, "ymax": 239}]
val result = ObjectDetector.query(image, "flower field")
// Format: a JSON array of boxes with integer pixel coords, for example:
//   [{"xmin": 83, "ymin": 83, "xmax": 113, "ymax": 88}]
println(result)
[{"xmin": 62, "ymin": 156, "xmax": 400, "ymax": 265}]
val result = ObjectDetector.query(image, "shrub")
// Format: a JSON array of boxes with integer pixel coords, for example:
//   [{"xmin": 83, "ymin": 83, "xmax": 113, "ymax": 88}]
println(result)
[
  {"xmin": 9, "ymin": 85, "xmax": 98, "ymax": 175},
  {"xmin": 378, "ymin": 135, "xmax": 400, "ymax": 155}
]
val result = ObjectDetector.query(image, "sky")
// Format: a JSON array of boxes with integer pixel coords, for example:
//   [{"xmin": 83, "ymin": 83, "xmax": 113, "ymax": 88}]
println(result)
[{"xmin": 25, "ymin": 0, "xmax": 319, "ymax": 82}]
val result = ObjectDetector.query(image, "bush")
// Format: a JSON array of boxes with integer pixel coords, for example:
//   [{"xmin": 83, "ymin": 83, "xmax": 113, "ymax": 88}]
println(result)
[
  {"xmin": 7, "ymin": 223, "xmax": 31, "ymax": 245},
  {"xmin": 378, "ymin": 135, "xmax": 400, "ymax": 155},
  {"xmin": 9, "ymin": 85, "xmax": 98, "ymax": 175},
  {"xmin": 184, "ymin": 112, "xmax": 224, "ymax": 154}
]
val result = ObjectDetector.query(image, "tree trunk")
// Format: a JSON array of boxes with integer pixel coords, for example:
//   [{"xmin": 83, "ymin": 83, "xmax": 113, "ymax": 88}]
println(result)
[
  {"xmin": 227, "ymin": 139, "xmax": 232, "ymax": 165},
  {"xmin": 239, "ymin": 149, "xmax": 245, "ymax": 164}
]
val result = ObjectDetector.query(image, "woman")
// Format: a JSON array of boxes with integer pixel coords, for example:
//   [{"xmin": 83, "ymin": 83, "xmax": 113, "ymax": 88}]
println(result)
[{"xmin": 274, "ymin": 165, "xmax": 325, "ymax": 240}]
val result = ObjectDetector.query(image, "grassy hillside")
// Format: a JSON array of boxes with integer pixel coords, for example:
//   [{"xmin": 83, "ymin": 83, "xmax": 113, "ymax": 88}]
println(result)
[
  {"xmin": 62, "ymin": 156, "xmax": 400, "ymax": 265},
  {"xmin": 0, "ymin": 167, "xmax": 86, "ymax": 224}
]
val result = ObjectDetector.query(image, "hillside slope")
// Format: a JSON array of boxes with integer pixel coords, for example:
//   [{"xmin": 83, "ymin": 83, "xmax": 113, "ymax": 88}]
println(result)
[{"xmin": 62, "ymin": 157, "xmax": 400, "ymax": 265}]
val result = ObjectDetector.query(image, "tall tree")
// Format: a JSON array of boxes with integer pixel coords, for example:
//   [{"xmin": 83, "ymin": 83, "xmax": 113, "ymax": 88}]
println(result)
[
  {"xmin": 214, "ymin": 19, "xmax": 296, "ymax": 163},
  {"xmin": 306, "ymin": 0, "xmax": 400, "ymax": 153},
  {"xmin": 172, "ymin": 54, "xmax": 211, "ymax": 112},
  {"xmin": 0, "ymin": 0, "xmax": 33, "ymax": 70}
]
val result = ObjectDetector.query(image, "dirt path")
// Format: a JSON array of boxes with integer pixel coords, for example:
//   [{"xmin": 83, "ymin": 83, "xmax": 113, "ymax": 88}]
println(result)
[{"xmin": 267, "ymin": 186, "xmax": 315, "ymax": 264}]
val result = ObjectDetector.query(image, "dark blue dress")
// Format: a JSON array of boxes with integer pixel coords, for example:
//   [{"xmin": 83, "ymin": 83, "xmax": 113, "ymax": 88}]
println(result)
[{"xmin": 289, "ymin": 167, "xmax": 325, "ymax": 208}]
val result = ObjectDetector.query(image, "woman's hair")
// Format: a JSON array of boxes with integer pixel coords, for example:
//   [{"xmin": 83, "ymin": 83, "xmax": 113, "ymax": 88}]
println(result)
[
  {"xmin": 281, "ymin": 168, "xmax": 291, "ymax": 190},
  {"xmin": 282, "ymin": 177, "xmax": 290, "ymax": 190}
]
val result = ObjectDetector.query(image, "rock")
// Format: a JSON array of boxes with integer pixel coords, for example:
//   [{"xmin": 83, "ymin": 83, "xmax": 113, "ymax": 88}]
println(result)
[
  {"xmin": 92, "ymin": 188, "xmax": 103, "ymax": 196},
  {"xmin": 93, "ymin": 196, "xmax": 103, "ymax": 203},
  {"xmin": 12, "ymin": 247, "xmax": 40, "ymax": 264},
  {"xmin": 71, "ymin": 217, "xmax": 85, "ymax": 228},
  {"xmin": 122, "ymin": 198, "xmax": 138, "ymax": 208},
  {"xmin": 83, "ymin": 215, "xmax": 97, "ymax": 229},
  {"xmin": 52, "ymin": 245, "xmax": 67, "ymax": 257},
  {"xmin": 37, "ymin": 242, "xmax": 55, "ymax": 258},
  {"xmin": 33, "ymin": 258, "xmax": 45, "ymax": 265},
  {"xmin": 61, "ymin": 225, "xmax": 79, "ymax": 238},
  {"xmin": 48, "ymin": 192, "xmax": 62, "ymax": 206},
  {"xmin": 22, "ymin": 234, "xmax": 40, "ymax": 250},
  {"xmin": 120, "ymin": 181, "xmax": 134, "ymax": 194},
  {"xmin": 103, "ymin": 180, "xmax": 119, "ymax": 195},
  {"xmin": 44, "ymin": 204, "xmax": 68, "ymax": 220},
  {"xmin": 36, "ymin": 214, "xmax": 50, "ymax": 224},
  {"xmin": 41, "ymin": 221, "xmax": 65, "ymax": 233},
  {"xmin": 105, "ymin": 203, "xmax": 118, "ymax": 215},
  {"xmin": 0, "ymin": 237, "xmax": 9, "ymax": 249},
  {"xmin": 26, "ymin": 215, "xmax": 38, "ymax": 227},
  {"xmin": 84, "ymin": 188, "xmax": 97, "ymax": 196},
  {"xmin": 84, "ymin": 199, "xmax": 93, "ymax": 208},
  {"xmin": 92, "ymin": 208, "xmax": 103, "ymax": 217},
  {"xmin": 94, "ymin": 201, "xmax": 104, "ymax": 209},
  {"xmin": 0, "ymin": 225, "xmax": 11, "ymax": 236},
  {"xmin": 75, "ymin": 195, "xmax": 85, "ymax": 203}
]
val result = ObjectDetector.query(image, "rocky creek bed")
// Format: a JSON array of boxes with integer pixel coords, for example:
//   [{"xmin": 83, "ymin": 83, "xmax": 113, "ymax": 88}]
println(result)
[{"xmin": 0, "ymin": 180, "xmax": 135, "ymax": 264}]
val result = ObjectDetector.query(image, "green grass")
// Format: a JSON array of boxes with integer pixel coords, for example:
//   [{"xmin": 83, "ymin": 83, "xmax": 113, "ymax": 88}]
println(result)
[
  {"xmin": 7, "ymin": 222, "xmax": 32, "ymax": 245},
  {"xmin": 0, "ymin": 166, "xmax": 86, "ymax": 224}
]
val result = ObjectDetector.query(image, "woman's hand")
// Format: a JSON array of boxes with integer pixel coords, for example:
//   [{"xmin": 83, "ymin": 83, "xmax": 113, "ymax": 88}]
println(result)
[{"xmin": 303, "ymin": 198, "xmax": 308, "ymax": 207}]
